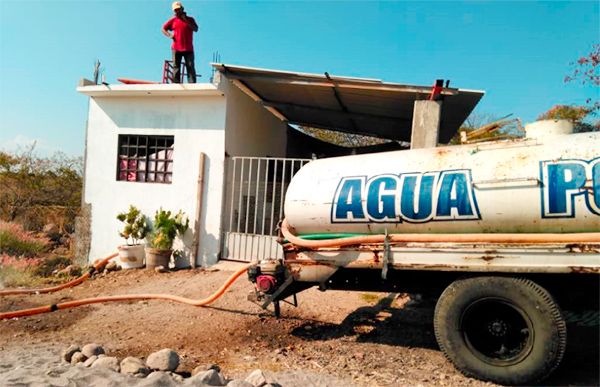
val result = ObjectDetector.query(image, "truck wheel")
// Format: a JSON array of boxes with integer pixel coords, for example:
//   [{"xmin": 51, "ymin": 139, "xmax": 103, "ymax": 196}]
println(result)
[{"xmin": 433, "ymin": 276, "xmax": 566, "ymax": 385}]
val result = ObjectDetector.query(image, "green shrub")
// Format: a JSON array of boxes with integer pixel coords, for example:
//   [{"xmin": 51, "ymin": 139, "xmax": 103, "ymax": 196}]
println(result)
[
  {"xmin": 116, "ymin": 205, "xmax": 149, "ymax": 245},
  {"xmin": 148, "ymin": 208, "xmax": 189, "ymax": 250},
  {"xmin": 0, "ymin": 265, "xmax": 44, "ymax": 288}
]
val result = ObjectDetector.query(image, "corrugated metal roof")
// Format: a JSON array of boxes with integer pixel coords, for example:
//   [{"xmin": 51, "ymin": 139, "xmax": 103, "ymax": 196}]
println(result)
[{"xmin": 212, "ymin": 63, "xmax": 484, "ymax": 143}]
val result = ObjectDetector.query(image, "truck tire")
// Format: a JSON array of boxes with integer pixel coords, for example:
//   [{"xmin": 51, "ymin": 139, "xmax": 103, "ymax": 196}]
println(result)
[{"xmin": 433, "ymin": 276, "xmax": 567, "ymax": 385}]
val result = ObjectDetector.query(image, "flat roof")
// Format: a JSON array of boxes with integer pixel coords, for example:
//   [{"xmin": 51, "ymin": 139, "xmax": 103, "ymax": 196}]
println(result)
[
  {"xmin": 213, "ymin": 63, "xmax": 484, "ymax": 143},
  {"xmin": 77, "ymin": 82, "xmax": 223, "ymax": 97}
]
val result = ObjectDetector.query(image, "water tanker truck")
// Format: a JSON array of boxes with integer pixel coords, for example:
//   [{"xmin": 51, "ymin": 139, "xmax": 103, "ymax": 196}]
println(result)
[{"xmin": 247, "ymin": 122, "xmax": 600, "ymax": 385}]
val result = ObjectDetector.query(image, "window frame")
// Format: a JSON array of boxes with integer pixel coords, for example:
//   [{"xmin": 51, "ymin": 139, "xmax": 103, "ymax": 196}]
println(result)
[{"xmin": 116, "ymin": 134, "xmax": 174, "ymax": 184}]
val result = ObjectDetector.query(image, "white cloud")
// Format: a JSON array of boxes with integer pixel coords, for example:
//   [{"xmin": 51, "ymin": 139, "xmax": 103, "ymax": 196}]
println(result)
[{"xmin": 0, "ymin": 134, "xmax": 63, "ymax": 157}]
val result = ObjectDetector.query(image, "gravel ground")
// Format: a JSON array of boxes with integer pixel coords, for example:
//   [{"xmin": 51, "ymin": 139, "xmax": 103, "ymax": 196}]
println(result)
[{"xmin": 1, "ymin": 264, "xmax": 598, "ymax": 386}]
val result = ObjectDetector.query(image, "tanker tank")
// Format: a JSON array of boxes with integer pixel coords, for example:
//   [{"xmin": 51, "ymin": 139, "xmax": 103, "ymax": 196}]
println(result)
[{"xmin": 284, "ymin": 129, "xmax": 600, "ymax": 235}]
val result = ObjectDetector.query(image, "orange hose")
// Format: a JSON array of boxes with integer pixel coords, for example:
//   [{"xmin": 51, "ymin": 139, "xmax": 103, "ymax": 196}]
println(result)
[
  {"xmin": 0, "ymin": 253, "xmax": 119, "ymax": 296},
  {"xmin": 281, "ymin": 219, "xmax": 600, "ymax": 249},
  {"xmin": 0, "ymin": 264, "xmax": 250, "ymax": 320}
]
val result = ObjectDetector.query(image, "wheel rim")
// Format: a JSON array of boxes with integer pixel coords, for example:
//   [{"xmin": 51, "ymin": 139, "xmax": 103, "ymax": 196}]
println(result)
[{"xmin": 461, "ymin": 297, "xmax": 534, "ymax": 366}]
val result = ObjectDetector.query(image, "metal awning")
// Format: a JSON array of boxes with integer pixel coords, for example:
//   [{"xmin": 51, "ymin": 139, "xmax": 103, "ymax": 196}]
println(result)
[{"xmin": 212, "ymin": 63, "xmax": 484, "ymax": 143}]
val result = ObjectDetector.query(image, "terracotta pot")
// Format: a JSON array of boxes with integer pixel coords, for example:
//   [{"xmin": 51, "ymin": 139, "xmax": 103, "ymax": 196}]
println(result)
[
  {"xmin": 117, "ymin": 244, "xmax": 145, "ymax": 269},
  {"xmin": 145, "ymin": 247, "xmax": 172, "ymax": 269}
]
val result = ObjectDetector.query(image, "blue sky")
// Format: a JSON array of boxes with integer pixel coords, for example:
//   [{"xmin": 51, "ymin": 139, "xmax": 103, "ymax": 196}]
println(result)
[{"xmin": 0, "ymin": 1, "xmax": 598, "ymax": 156}]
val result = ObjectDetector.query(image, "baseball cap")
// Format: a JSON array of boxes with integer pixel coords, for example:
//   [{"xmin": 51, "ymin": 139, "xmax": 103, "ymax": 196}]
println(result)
[{"xmin": 172, "ymin": 1, "xmax": 183, "ymax": 10}]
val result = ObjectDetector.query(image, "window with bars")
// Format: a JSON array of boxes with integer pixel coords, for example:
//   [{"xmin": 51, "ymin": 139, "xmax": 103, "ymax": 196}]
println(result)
[{"xmin": 117, "ymin": 135, "xmax": 174, "ymax": 183}]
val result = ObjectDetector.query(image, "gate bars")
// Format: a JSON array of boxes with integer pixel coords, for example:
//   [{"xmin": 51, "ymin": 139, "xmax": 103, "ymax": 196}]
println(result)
[{"xmin": 221, "ymin": 156, "xmax": 310, "ymax": 261}]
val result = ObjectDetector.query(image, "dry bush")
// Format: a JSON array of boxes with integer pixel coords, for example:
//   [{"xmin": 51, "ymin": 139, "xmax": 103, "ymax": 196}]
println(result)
[
  {"xmin": 0, "ymin": 147, "xmax": 82, "ymax": 232},
  {"xmin": 0, "ymin": 221, "xmax": 50, "ymax": 257}
]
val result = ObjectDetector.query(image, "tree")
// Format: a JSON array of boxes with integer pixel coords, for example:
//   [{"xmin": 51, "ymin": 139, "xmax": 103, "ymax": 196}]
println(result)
[
  {"xmin": 537, "ymin": 105, "xmax": 598, "ymax": 133},
  {"xmin": 564, "ymin": 44, "xmax": 600, "ymax": 87},
  {"xmin": 299, "ymin": 126, "xmax": 389, "ymax": 148},
  {"xmin": 533, "ymin": 45, "xmax": 600, "ymax": 133},
  {"xmin": 562, "ymin": 44, "xmax": 599, "ymax": 120},
  {"xmin": 0, "ymin": 147, "xmax": 83, "ymax": 231}
]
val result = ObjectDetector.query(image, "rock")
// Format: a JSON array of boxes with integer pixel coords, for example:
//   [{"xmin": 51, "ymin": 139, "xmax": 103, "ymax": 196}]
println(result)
[
  {"xmin": 58, "ymin": 265, "xmax": 81, "ymax": 277},
  {"xmin": 81, "ymin": 343, "xmax": 105, "ymax": 358},
  {"xmin": 45, "ymin": 368, "xmax": 66, "ymax": 377},
  {"xmin": 70, "ymin": 351, "xmax": 87, "ymax": 365},
  {"xmin": 83, "ymin": 355, "xmax": 98, "ymax": 367},
  {"xmin": 59, "ymin": 235, "xmax": 71, "ymax": 247},
  {"xmin": 146, "ymin": 348, "xmax": 179, "ymax": 371},
  {"xmin": 61, "ymin": 345, "xmax": 80, "ymax": 363},
  {"xmin": 187, "ymin": 369, "xmax": 227, "ymax": 386},
  {"xmin": 52, "ymin": 247, "xmax": 70, "ymax": 256},
  {"xmin": 227, "ymin": 381, "xmax": 254, "ymax": 387},
  {"xmin": 92, "ymin": 356, "xmax": 120, "ymax": 372},
  {"xmin": 43, "ymin": 223, "xmax": 60, "ymax": 236},
  {"xmin": 121, "ymin": 356, "xmax": 149, "ymax": 375},
  {"xmin": 192, "ymin": 363, "xmax": 221, "ymax": 375},
  {"xmin": 245, "ymin": 369, "xmax": 269, "ymax": 387},
  {"xmin": 145, "ymin": 371, "xmax": 178, "ymax": 386},
  {"xmin": 167, "ymin": 371, "xmax": 185, "ymax": 382},
  {"xmin": 155, "ymin": 265, "xmax": 169, "ymax": 273},
  {"xmin": 105, "ymin": 261, "xmax": 119, "ymax": 271}
]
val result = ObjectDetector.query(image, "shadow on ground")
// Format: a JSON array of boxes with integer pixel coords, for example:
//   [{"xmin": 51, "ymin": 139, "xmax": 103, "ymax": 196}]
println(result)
[
  {"xmin": 291, "ymin": 293, "xmax": 599, "ymax": 386},
  {"xmin": 291, "ymin": 293, "xmax": 438, "ymax": 350}
]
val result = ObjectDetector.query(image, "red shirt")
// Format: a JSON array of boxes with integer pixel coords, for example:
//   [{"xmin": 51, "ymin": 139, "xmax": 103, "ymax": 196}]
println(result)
[{"xmin": 163, "ymin": 16, "xmax": 196, "ymax": 52}]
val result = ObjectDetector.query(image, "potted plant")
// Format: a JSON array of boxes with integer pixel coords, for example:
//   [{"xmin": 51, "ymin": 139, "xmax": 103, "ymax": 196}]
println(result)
[
  {"xmin": 145, "ymin": 208, "xmax": 189, "ymax": 269},
  {"xmin": 116, "ymin": 205, "xmax": 149, "ymax": 269}
]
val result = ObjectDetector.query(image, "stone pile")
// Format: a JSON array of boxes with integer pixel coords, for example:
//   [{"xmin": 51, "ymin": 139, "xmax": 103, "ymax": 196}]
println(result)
[{"xmin": 62, "ymin": 344, "xmax": 281, "ymax": 386}]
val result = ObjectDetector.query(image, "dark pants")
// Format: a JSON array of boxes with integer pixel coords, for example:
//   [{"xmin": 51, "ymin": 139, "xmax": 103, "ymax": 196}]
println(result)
[{"xmin": 172, "ymin": 50, "xmax": 196, "ymax": 83}]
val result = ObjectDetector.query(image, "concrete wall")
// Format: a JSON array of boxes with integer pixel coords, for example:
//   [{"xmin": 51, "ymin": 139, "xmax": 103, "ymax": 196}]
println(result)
[
  {"xmin": 220, "ymin": 76, "xmax": 288, "ymax": 157},
  {"xmin": 83, "ymin": 95, "xmax": 226, "ymax": 267},
  {"xmin": 411, "ymin": 100, "xmax": 441, "ymax": 149}
]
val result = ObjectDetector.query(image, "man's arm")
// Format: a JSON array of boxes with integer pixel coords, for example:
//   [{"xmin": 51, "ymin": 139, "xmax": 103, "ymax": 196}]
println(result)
[
  {"xmin": 162, "ymin": 28, "xmax": 173, "ymax": 38},
  {"xmin": 182, "ymin": 15, "xmax": 198, "ymax": 32},
  {"xmin": 162, "ymin": 19, "xmax": 174, "ymax": 39}
]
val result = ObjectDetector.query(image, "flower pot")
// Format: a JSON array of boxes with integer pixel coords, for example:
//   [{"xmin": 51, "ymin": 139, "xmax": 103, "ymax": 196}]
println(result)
[
  {"xmin": 117, "ymin": 244, "xmax": 145, "ymax": 269},
  {"xmin": 145, "ymin": 247, "xmax": 172, "ymax": 269}
]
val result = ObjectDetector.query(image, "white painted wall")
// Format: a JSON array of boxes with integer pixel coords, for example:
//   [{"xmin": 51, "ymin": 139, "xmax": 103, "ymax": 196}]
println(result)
[
  {"xmin": 83, "ymin": 93, "xmax": 226, "ymax": 267},
  {"xmin": 220, "ymin": 76, "xmax": 288, "ymax": 157}
]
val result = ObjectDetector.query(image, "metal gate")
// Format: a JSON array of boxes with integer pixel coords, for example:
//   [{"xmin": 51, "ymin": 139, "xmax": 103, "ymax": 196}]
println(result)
[{"xmin": 221, "ymin": 156, "xmax": 311, "ymax": 262}]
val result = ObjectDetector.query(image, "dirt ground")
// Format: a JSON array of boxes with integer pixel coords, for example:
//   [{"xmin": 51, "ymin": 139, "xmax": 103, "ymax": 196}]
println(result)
[{"xmin": 1, "ymin": 265, "xmax": 598, "ymax": 387}]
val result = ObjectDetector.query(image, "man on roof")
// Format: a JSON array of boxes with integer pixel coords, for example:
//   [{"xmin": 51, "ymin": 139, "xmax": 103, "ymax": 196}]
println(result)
[{"xmin": 162, "ymin": 1, "xmax": 198, "ymax": 83}]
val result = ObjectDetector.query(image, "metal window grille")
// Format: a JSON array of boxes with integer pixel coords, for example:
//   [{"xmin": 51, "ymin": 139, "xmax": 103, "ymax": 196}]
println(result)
[
  {"xmin": 117, "ymin": 135, "xmax": 174, "ymax": 184},
  {"xmin": 221, "ymin": 156, "xmax": 310, "ymax": 262}
]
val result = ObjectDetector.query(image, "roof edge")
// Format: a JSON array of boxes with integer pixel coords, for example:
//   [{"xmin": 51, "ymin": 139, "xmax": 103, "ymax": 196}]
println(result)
[
  {"xmin": 212, "ymin": 63, "xmax": 485, "ymax": 95},
  {"xmin": 76, "ymin": 82, "xmax": 223, "ymax": 97}
]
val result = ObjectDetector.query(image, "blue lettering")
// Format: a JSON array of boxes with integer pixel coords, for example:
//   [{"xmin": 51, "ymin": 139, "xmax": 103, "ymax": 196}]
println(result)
[
  {"xmin": 547, "ymin": 163, "xmax": 587, "ymax": 216},
  {"xmin": 400, "ymin": 174, "xmax": 435, "ymax": 221},
  {"xmin": 367, "ymin": 176, "xmax": 397, "ymax": 221},
  {"xmin": 334, "ymin": 178, "xmax": 365, "ymax": 220},
  {"xmin": 331, "ymin": 169, "xmax": 480, "ymax": 223},
  {"xmin": 592, "ymin": 162, "xmax": 600, "ymax": 214},
  {"xmin": 436, "ymin": 172, "xmax": 475, "ymax": 217}
]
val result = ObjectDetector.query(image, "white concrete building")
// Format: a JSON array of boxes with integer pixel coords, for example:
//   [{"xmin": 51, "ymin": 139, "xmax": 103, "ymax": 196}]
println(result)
[{"xmin": 77, "ymin": 64, "xmax": 482, "ymax": 267}]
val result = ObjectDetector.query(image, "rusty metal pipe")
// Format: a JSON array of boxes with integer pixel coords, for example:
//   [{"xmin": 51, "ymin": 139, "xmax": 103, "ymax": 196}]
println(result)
[{"xmin": 281, "ymin": 219, "xmax": 600, "ymax": 249}]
